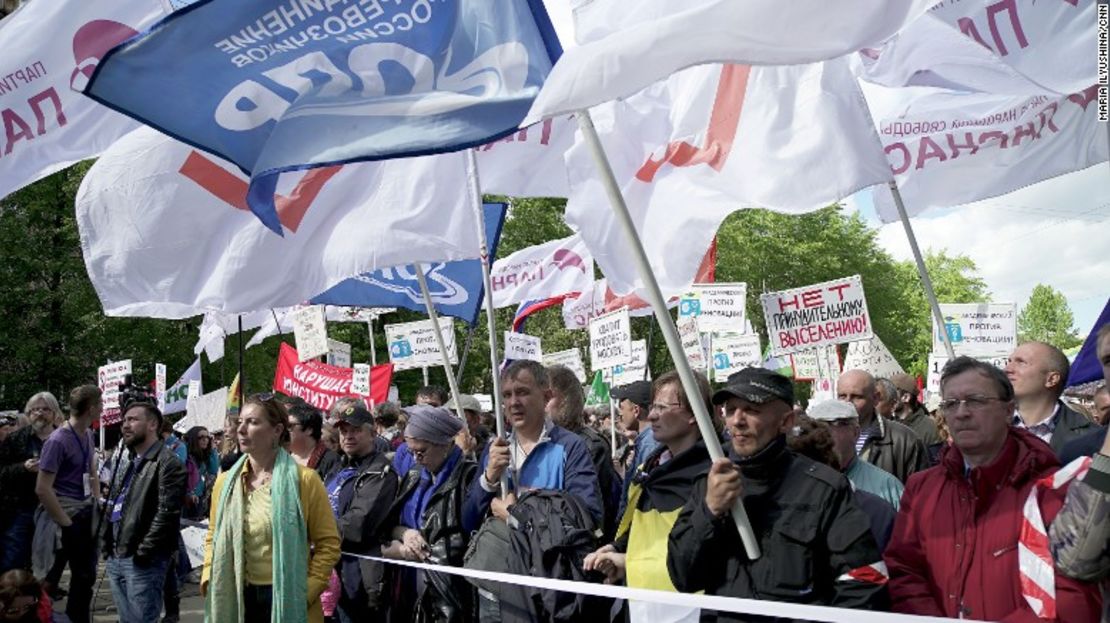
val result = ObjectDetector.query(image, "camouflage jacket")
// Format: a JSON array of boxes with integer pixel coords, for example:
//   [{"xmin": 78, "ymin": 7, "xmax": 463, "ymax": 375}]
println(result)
[{"xmin": 1050, "ymin": 452, "xmax": 1110, "ymax": 622}]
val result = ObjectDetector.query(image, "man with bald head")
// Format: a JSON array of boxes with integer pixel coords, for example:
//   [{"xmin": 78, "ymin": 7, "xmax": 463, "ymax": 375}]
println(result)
[
  {"xmin": 837, "ymin": 369, "xmax": 929, "ymax": 483},
  {"xmin": 1005, "ymin": 341, "xmax": 1095, "ymax": 454}
]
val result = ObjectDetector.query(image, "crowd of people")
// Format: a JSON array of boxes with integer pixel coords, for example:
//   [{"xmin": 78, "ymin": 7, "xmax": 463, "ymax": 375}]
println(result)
[{"xmin": 0, "ymin": 329, "xmax": 1108, "ymax": 622}]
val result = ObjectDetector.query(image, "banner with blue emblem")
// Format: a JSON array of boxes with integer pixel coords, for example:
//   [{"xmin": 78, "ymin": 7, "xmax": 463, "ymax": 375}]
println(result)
[
  {"xmin": 310, "ymin": 202, "xmax": 506, "ymax": 325},
  {"xmin": 84, "ymin": 0, "xmax": 560, "ymax": 234}
]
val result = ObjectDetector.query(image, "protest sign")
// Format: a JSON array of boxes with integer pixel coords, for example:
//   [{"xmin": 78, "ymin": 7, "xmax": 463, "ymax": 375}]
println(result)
[
  {"xmin": 678, "ymin": 316, "xmax": 708, "ymax": 371},
  {"xmin": 181, "ymin": 525, "xmax": 208, "ymax": 569},
  {"xmin": 933, "ymin": 302, "xmax": 1017, "ymax": 356},
  {"xmin": 326, "ymin": 339, "xmax": 352, "ymax": 369},
  {"xmin": 293, "ymin": 306, "xmax": 328, "ymax": 361},
  {"xmin": 926, "ymin": 352, "xmax": 1010, "ymax": 395},
  {"xmin": 384, "ymin": 318, "xmax": 458, "ymax": 372},
  {"xmin": 810, "ymin": 377, "xmax": 837, "ymax": 403},
  {"xmin": 711, "ymin": 333, "xmax": 763, "ymax": 382},
  {"xmin": 589, "ymin": 308, "xmax": 633, "ymax": 372},
  {"xmin": 761, "ymin": 275, "xmax": 872, "ymax": 356},
  {"xmin": 679, "ymin": 283, "xmax": 748, "ymax": 332},
  {"xmin": 98, "ymin": 359, "xmax": 132, "ymax": 425},
  {"xmin": 351, "ymin": 364, "xmax": 371, "ymax": 398},
  {"xmin": 504, "ymin": 332, "xmax": 543, "ymax": 362},
  {"xmin": 543, "ymin": 348, "xmax": 588, "ymax": 383},
  {"xmin": 843, "ymin": 336, "xmax": 905, "ymax": 378},
  {"xmin": 194, "ymin": 387, "xmax": 229, "ymax": 432},
  {"xmin": 273, "ymin": 343, "xmax": 392, "ymax": 409},
  {"xmin": 790, "ymin": 345, "xmax": 841, "ymax": 381},
  {"xmin": 613, "ymin": 340, "xmax": 650, "ymax": 386},
  {"xmin": 155, "ymin": 363, "xmax": 166, "ymax": 412}
]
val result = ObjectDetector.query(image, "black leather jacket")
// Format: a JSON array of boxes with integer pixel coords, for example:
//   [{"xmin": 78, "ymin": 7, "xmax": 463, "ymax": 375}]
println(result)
[
  {"xmin": 859, "ymin": 414, "xmax": 930, "ymax": 484},
  {"xmin": 387, "ymin": 450, "xmax": 478, "ymax": 623},
  {"xmin": 668, "ymin": 436, "xmax": 888, "ymax": 622},
  {"xmin": 102, "ymin": 440, "xmax": 187, "ymax": 561}
]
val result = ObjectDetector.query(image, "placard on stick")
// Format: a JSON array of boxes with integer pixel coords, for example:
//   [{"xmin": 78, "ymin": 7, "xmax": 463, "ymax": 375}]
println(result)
[
  {"xmin": 543, "ymin": 348, "xmax": 587, "ymax": 383},
  {"xmin": 504, "ymin": 332, "xmax": 543, "ymax": 362},
  {"xmin": 679, "ymin": 283, "xmax": 748, "ymax": 332},
  {"xmin": 933, "ymin": 302, "xmax": 1016, "ymax": 356},
  {"xmin": 678, "ymin": 315, "xmax": 708, "ymax": 371},
  {"xmin": 589, "ymin": 307, "xmax": 632, "ymax": 372},
  {"xmin": 293, "ymin": 305, "xmax": 328, "ymax": 361},
  {"xmin": 843, "ymin": 335, "xmax": 904, "ymax": 378},
  {"xmin": 383, "ymin": 318, "xmax": 458, "ymax": 371},
  {"xmin": 761, "ymin": 275, "xmax": 872, "ymax": 357},
  {"xmin": 711, "ymin": 333, "xmax": 762, "ymax": 382},
  {"xmin": 613, "ymin": 340, "xmax": 650, "ymax": 386}
]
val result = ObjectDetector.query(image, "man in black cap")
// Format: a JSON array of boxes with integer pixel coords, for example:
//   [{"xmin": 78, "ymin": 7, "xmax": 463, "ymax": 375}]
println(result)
[
  {"xmin": 611, "ymin": 380, "xmax": 658, "ymax": 520},
  {"xmin": 326, "ymin": 404, "xmax": 398, "ymax": 621},
  {"xmin": 667, "ymin": 367, "xmax": 889, "ymax": 620}
]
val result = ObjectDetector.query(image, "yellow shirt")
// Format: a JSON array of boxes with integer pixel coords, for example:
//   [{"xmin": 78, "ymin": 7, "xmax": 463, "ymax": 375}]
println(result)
[
  {"xmin": 202, "ymin": 463, "xmax": 341, "ymax": 623},
  {"xmin": 244, "ymin": 481, "xmax": 273, "ymax": 586}
]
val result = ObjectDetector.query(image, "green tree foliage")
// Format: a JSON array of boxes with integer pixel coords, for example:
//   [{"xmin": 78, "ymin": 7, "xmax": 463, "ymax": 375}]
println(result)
[
  {"xmin": 1018, "ymin": 284, "xmax": 1082, "ymax": 350},
  {"xmin": 0, "ymin": 166, "xmax": 196, "ymax": 406},
  {"xmin": 888, "ymin": 251, "xmax": 990, "ymax": 375}
]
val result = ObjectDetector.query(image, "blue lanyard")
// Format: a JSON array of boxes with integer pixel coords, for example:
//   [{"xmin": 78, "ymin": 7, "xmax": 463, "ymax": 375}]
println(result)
[
  {"xmin": 67, "ymin": 425, "xmax": 90, "ymax": 470},
  {"xmin": 110, "ymin": 444, "xmax": 158, "ymax": 523}
]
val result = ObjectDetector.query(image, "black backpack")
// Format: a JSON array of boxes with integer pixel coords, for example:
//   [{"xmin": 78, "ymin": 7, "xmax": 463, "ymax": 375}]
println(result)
[{"xmin": 500, "ymin": 490, "xmax": 611, "ymax": 623}]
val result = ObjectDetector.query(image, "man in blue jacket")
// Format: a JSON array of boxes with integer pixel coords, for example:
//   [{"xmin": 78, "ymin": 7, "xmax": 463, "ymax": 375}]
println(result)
[{"xmin": 464, "ymin": 360, "xmax": 601, "ymax": 621}]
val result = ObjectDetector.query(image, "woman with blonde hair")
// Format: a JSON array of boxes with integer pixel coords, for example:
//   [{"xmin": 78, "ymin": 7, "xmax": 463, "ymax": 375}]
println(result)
[{"xmin": 201, "ymin": 395, "xmax": 340, "ymax": 623}]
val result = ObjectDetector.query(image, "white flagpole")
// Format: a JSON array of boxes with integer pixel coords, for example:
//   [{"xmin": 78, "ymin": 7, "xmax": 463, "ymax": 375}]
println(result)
[
  {"xmin": 465, "ymin": 149, "xmax": 509, "ymax": 497},
  {"xmin": 575, "ymin": 109, "xmax": 760, "ymax": 560},
  {"xmin": 609, "ymin": 394, "xmax": 617, "ymax": 460},
  {"xmin": 886, "ymin": 182, "xmax": 956, "ymax": 359},
  {"xmin": 414, "ymin": 263, "xmax": 470, "ymax": 427}
]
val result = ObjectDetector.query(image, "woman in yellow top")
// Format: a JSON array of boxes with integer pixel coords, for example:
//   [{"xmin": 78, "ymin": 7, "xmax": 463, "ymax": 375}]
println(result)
[
  {"xmin": 583, "ymin": 370, "xmax": 713, "ymax": 623},
  {"xmin": 201, "ymin": 394, "xmax": 340, "ymax": 623}
]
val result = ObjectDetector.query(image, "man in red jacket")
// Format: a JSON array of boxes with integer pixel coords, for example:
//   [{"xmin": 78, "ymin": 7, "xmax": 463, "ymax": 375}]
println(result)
[{"xmin": 885, "ymin": 357, "xmax": 1101, "ymax": 622}]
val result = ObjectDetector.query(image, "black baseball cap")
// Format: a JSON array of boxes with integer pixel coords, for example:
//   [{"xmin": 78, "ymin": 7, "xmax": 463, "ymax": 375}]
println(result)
[
  {"xmin": 611, "ymin": 380, "xmax": 651, "ymax": 411},
  {"xmin": 335, "ymin": 404, "xmax": 375, "ymax": 427},
  {"xmin": 712, "ymin": 367, "xmax": 795, "ymax": 406}
]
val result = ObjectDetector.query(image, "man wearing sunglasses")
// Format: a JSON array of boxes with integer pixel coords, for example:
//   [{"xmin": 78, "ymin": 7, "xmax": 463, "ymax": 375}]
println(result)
[{"xmin": 885, "ymin": 357, "xmax": 1100, "ymax": 621}]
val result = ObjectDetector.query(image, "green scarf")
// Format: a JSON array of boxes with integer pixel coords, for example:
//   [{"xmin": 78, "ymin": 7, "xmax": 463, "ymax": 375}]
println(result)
[{"xmin": 206, "ymin": 450, "xmax": 309, "ymax": 623}]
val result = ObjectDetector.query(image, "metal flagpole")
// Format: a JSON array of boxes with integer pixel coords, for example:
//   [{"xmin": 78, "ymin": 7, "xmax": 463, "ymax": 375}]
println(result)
[
  {"xmin": 367, "ymin": 318, "xmax": 378, "ymax": 367},
  {"xmin": 455, "ymin": 323, "xmax": 477, "ymax": 390},
  {"xmin": 237, "ymin": 315, "xmax": 246, "ymax": 403},
  {"xmin": 466, "ymin": 149, "xmax": 510, "ymax": 497},
  {"xmin": 576, "ymin": 109, "xmax": 760, "ymax": 559},
  {"xmin": 886, "ymin": 182, "xmax": 956, "ymax": 359},
  {"xmin": 414, "ymin": 263, "xmax": 470, "ymax": 427}
]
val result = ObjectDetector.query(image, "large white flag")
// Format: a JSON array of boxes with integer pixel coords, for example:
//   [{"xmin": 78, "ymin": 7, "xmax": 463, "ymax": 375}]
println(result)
[
  {"xmin": 565, "ymin": 61, "xmax": 892, "ymax": 298},
  {"xmin": 869, "ymin": 83, "xmax": 1106, "ymax": 221},
  {"xmin": 475, "ymin": 115, "xmax": 575, "ymax": 198},
  {"xmin": 524, "ymin": 0, "xmax": 935, "ymax": 124},
  {"xmin": 0, "ymin": 0, "xmax": 167, "ymax": 200},
  {"xmin": 78, "ymin": 128, "xmax": 480, "ymax": 317},
  {"xmin": 857, "ymin": 3, "xmax": 1095, "ymax": 96},
  {"xmin": 490, "ymin": 235, "xmax": 594, "ymax": 308}
]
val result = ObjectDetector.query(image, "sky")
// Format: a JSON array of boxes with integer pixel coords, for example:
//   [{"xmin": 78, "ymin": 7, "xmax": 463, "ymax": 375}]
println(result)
[{"xmin": 540, "ymin": 0, "xmax": 1109, "ymax": 336}]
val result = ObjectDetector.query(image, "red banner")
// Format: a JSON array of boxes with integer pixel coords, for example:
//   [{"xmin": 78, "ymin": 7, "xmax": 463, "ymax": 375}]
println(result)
[{"xmin": 272, "ymin": 343, "xmax": 393, "ymax": 410}]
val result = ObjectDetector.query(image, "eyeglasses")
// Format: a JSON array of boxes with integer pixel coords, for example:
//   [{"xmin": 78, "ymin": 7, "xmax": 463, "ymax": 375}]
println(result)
[
  {"xmin": 649, "ymin": 402, "xmax": 684, "ymax": 413},
  {"xmin": 407, "ymin": 444, "xmax": 445, "ymax": 459},
  {"xmin": 939, "ymin": 396, "xmax": 1005, "ymax": 415}
]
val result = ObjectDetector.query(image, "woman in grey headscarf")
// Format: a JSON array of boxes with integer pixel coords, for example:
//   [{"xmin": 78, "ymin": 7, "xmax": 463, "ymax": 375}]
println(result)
[{"xmin": 384, "ymin": 406, "xmax": 478, "ymax": 622}]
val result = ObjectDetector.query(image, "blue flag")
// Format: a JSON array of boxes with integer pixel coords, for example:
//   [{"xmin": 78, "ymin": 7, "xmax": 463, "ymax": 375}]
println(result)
[
  {"xmin": 85, "ymin": 0, "xmax": 561, "ymax": 234},
  {"xmin": 1066, "ymin": 296, "xmax": 1109, "ymax": 388},
  {"xmin": 311, "ymin": 202, "xmax": 506, "ymax": 324}
]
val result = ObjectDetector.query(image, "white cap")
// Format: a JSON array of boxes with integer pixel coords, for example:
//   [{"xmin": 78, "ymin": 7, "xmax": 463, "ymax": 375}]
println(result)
[{"xmin": 807, "ymin": 400, "xmax": 858, "ymax": 422}]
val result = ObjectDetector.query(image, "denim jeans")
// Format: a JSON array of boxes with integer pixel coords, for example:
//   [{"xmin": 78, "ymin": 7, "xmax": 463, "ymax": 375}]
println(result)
[
  {"xmin": 0, "ymin": 509, "xmax": 35, "ymax": 572},
  {"xmin": 107, "ymin": 554, "xmax": 171, "ymax": 623}
]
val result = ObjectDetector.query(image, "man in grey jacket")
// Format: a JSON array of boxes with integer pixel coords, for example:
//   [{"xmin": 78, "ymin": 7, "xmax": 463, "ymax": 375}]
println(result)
[{"xmin": 1006, "ymin": 341, "xmax": 1096, "ymax": 455}]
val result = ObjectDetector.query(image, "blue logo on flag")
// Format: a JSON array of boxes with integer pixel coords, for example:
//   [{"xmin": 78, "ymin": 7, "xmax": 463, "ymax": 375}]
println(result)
[
  {"xmin": 85, "ymin": 0, "xmax": 561, "ymax": 234},
  {"xmin": 310, "ymin": 202, "xmax": 506, "ymax": 324}
]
